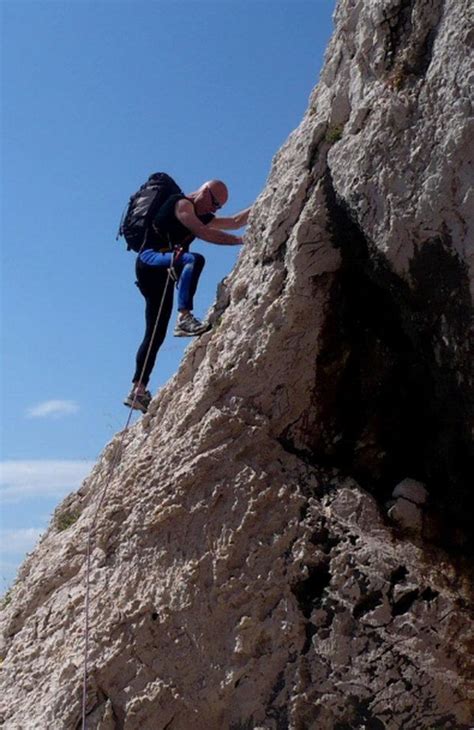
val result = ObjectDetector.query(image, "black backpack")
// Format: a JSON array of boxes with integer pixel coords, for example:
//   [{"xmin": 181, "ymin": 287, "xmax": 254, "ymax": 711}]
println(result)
[{"xmin": 117, "ymin": 172, "xmax": 183, "ymax": 252}]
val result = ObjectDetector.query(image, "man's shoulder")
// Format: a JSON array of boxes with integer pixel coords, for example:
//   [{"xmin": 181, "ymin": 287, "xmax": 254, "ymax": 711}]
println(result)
[
  {"xmin": 174, "ymin": 196, "xmax": 196, "ymax": 218},
  {"xmin": 174, "ymin": 195, "xmax": 193, "ymax": 209}
]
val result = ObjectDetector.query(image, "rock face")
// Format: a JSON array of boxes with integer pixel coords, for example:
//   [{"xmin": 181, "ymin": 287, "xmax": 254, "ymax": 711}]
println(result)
[{"xmin": 1, "ymin": 0, "xmax": 473, "ymax": 728}]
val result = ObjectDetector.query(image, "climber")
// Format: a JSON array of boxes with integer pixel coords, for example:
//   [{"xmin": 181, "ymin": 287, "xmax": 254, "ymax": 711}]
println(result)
[{"xmin": 124, "ymin": 179, "xmax": 251, "ymax": 413}]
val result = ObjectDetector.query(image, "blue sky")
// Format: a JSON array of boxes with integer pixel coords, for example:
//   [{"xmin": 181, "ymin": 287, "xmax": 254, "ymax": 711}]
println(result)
[{"xmin": 0, "ymin": 0, "xmax": 336, "ymax": 592}]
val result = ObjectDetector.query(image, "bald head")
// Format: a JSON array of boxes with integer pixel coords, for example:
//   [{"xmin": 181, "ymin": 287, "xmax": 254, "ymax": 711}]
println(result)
[
  {"xmin": 188, "ymin": 179, "xmax": 229, "ymax": 215},
  {"xmin": 201, "ymin": 179, "xmax": 228, "ymax": 208}
]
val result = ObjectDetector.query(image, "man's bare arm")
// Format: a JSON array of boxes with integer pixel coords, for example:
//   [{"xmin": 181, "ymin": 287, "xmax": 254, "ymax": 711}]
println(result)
[
  {"xmin": 211, "ymin": 207, "xmax": 252, "ymax": 230},
  {"xmin": 175, "ymin": 199, "xmax": 243, "ymax": 245}
]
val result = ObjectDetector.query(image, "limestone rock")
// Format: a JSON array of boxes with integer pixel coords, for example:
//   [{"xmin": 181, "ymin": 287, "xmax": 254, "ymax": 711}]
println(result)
[
  {"xmin": 392, "ymin": 477, "xmax": 429, "ymax": 505},
  {"xmin": 1, "ymin": 0, "xmax": 473, "ymax": 728},
  {"xmin": 388, "ymin": 496, "xmax": 423, "ymax": 533}
]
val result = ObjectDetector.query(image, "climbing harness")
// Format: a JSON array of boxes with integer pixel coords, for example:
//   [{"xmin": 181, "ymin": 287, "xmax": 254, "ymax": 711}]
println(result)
[{"xmin": 81, "ymin": 255, "xmax": 177, "ymax": 730}]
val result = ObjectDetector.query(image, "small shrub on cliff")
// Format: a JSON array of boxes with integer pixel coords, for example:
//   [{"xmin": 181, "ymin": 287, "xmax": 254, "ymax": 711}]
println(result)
[
  {"xmin": 55, "ymin": 511, "xmax": 80, "ymax": 532},
  {"xmin": 325, "ymin": 125, "xmax": 344, "ymax": 143}
]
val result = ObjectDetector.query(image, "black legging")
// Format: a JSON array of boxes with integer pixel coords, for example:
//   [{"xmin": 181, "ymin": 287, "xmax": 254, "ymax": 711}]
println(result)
[{"xmin": 132, "ymin": 259, "xmax": 175, "ymax": 386}]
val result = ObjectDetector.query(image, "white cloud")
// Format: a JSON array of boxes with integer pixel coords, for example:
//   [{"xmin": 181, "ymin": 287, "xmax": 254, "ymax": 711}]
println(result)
[
  {"xmin": 0, "ymin": 460, "xmax": 94, "ymax": 502},
  {"xmin": 26, "ymin": 400, "xmax": 80, "ymax": 419}
]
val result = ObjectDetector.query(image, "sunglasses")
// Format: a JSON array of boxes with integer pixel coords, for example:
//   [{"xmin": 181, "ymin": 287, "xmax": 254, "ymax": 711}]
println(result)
[{"xmin": 207, "ymin": 187, "xmax": 222, "ymax": 210}]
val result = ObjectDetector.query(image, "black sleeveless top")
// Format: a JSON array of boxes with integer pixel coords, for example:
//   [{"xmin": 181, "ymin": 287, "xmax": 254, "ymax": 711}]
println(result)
[{"xmin": 151, "ymin": 194, "xmax": 214, "ymax": 252}]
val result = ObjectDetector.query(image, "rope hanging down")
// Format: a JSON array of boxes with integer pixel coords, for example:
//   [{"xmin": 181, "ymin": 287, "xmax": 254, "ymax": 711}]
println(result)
[{"xmin": 81, "ymin": 263, "xmax": 176, "ymax": 730}]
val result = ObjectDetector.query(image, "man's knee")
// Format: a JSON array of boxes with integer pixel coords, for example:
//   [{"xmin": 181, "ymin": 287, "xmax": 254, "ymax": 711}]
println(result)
[{"xmin": 187, "ymin": 252, "xmax": 205, "ymax": 268}]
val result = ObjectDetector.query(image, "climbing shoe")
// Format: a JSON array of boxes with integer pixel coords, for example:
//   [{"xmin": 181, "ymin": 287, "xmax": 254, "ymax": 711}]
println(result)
[
  {"xmin": 123, "ymin": 388, "xmax": 152, "ymax": 413},
  {"xmin": 173, "ymin": 313, "xmax": 210, "ymax": 337}
]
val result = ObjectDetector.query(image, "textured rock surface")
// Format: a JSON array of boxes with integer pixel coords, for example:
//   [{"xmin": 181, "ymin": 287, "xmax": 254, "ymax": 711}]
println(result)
[
  {"xmin": 392, "ymin": 478, "xmax": 428, "ymax": 505},
  {"xmin": 1, "ymin": 0, "xmax": 473, "ymax": 728}
]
